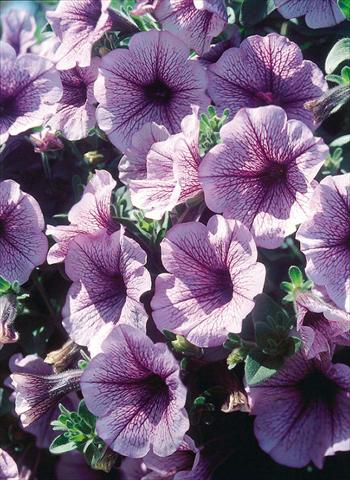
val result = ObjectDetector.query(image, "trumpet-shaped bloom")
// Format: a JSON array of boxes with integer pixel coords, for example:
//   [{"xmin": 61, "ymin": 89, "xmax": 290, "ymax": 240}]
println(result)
[
  {"xmin": 207, "ymin": 33, "xmax": 327, "ymax": 130},
  {"xmin": 0, "ymin": 179, "xmax": 48, "ymax": 284},
  {"xmin": 94, "ymin": 30, "xmax": 209, "ymax": 152},
  {"xmin": 0, "ymin": 449, "xmax": 19, "ymax": 480},
  {"xmin": 152, "ymin": 215, "xmax": 265, "ymax": 347},
  {"xmin": 62, "ymin": 229, "xmax": 151, "ymax": 349},
  {"xmin": 0, "ymin": 41, "xmax": 62, "ymax": 145},
  {"xmin": 81, "ymin": 324, "xmax": 189, "ymax": 458},
  {"xmin": 274, "ymin": 0, "xmax": 345, "ymax": 29},
  {"xmin": 46, "ymin": 170, "xmax": 118, "ymax": 264},
  {"xmin": 1, "ymin": 9, "xmax": 36, "ymax": 55},
  {"xmin": 199, "ymin": 106, "xmax": 328, "ymax": 248},
  {"xmin": 297, "ymin": 174, "xmax": 350, "ymax": 312},
  {"xmin": 247, "ymin": 352, "xmax": 350, "ymax": 468},
  {"xmin": 47, "ymin": 58, "xmax": 99, "ymax": 140},
  {"xmin": 46, "ymin": 0, "xmax": 138, "ymax": 70}
]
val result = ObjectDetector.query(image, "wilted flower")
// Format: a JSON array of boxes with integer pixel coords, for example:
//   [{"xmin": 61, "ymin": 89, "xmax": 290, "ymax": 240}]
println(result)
[
  {"xmin": 246, "ymin": 352, "xmax": 350, "ymax": 468},
  {"xmin": 62, "ymin": 229, "xmax": 151, "ymax": 350},
  {"xmin": 0, "ymin": 9, "xmax": 36, "ymax": 55},
  {"xmin": 0, "ymin": 41, "xmax": 62, "ymax": 145},
  {"xmin": 46, "ymin": 169, "xmax": 118, "ymax": 264},
  {"xmin": 7, "ymin": 353, "xmax": 79, "ymax": 448},
  {"xmin": 297, "ymin": 173, "xmax": 350, "ymax": 312},
  {"xmin": 30, "ymin": 127, "xmax": 64, "ymax": 153},
  {"xmin": 94, "ymin": 29, "xmax": 209, "ymax": 152},
  {"xmin": 0, "ymin": 449, "xmax": 19, "ymax": 480},
  {"xmin": 81, "ymin": 324, "xmax": 189, "ymax": 457},
  {"xmin": 152, "ymin": 215, "xmax": 265, "ymax": 347},
  {"xmin": 274, "ymin": 0, "xmax": 346, "ymax": 29},
  {"xmin": 0, "ymin": 294, "xmax": 18, "ymax": 347},
  {"xmin": 0, "ymin": 179, "xmax": 48, "ymax": 284},
  {"xmin": 207, "ymin": 33, "xmax": 327, "ymax": 130},
  {"xmin": 46, "ymin": 58, "xmax": 99, "ymax": 140},
  {"xmin": 199, "ymin": 106, "xmax": 329, "ymax": 248},
  {"xmin": 46, "ymin": 0, "xmax": 138, "ymax": 70}
]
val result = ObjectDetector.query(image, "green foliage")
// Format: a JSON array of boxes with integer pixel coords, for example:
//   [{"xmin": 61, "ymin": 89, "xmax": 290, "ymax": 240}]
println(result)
[
  {"xmin": 239, "ymin": 0, "xmax": 276, "ymax": 26},
  {"xmin": 199, "ymin": 106, "xmax": 230, "ymax": 155},
  {"xmin": 171, "ymin": 335, "xmax": 203, "ymax": 357},
  {"xmin": 338, "ymin": 0, "xmax": 350, "ymax": 20},
  {"xmin": 325, "ymin": 38, "xmax": 350, "ymax": 74},
  {"xmin": 281, "ymin": 266, "xmax": 313, "ymax": 303}
]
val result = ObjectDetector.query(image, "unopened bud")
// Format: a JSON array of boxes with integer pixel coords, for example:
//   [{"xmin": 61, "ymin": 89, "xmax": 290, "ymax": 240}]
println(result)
[
  {"xmin": 305, "ymin": 84, "xmax": 350, "ymax": 123},
  {"xmin": 45, "ymin": 340, "xmax": 80, "ymax": 373},
  {"xmin": 171, "ymin": 335, "xmax": 202, "ymax": 357},
  {"xmin": 0, "ymin": 293, "xmax": 18, "ymax": 346},
  {"xmin": 30, "ymin": 127, "xmax": 64, "ymax": 153},
  {"xmin": 84, "ymin": 150, "xmax": 104, "ymax": 165}
]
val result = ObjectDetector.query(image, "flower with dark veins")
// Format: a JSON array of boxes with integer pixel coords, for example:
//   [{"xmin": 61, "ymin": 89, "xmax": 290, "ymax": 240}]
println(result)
[
  {"xmin": 0, "ymin": 449, "xmax": 19, "ymax": 480},
  {"xmin": 0, "ymin": 9, "xmax": 36, "ymax": 55},
  {"xmin": 274, "ymin": 0, "xmax": 346, "ymax": 29}
]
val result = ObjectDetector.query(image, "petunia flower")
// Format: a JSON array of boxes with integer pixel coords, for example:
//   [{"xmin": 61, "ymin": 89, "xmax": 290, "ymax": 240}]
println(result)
[
  {"xmin": 81, "ymin": 324, "xmax": 189, "ymax": 457},
  {"xmin": 0, "ymin": 41, "xmax": 62, "ymax": 145},
  {"xmin": 246, "ymin": 352, "xmax": 350, "ymax": 468},
  {"xmin": 46, "ymin": 169, "xmax": 118, "ymax": 264},
  {"xmin": 295, "ymin": 291, "xmax": 350, "ymax": 359},
  {"xmin": 151, "ymin": 215, "xmax": 265, "ymax": 347},
  {"xmin": 0, "ymin": 449, "xmax": 19, "ymax": 480},
  {"xmin": 46, "ymin": 58, "xmax": 100, "ymax": 141},
  {"xmin": 46, "ymin": 0, "xmax": 138, "ymax": 70},
  {"xmin": 198, "ymin": 25, "xmax": 241, "ymax": 67},
  {"xmin": 62, "ymin": 229, "xmax": 151, "ymax": 350},
  {"xmin": 7, "ymin": 353, "xmax": 79, "ymax": 448},
  {"xmin": 297, "ymin": 173, "xmax": 350, "ymax": 312},
  {"xmin": 199, "ymin": 106, "xmax": 329, "ymax": 249},
  {"xmin": 207, "ymin": 33, "xmax": 327, "ymax": 130},
  {"xmin": 274, "ymin": 0, "xmax": 346, "ymax": 29},
  {"xmin": 126, "ymin": 107, "xmax": 202, "ymax": 220},
  {"xmin": 0, "ymin": 9, "xmax": 36, "ymax": 55},
  {"xmin": 0, "ymin": 179, "xmax": 48, "ymax": 284},
  {"xmin": 94, "ymin": 29, "xmax": 209, "ymax": 152},
  {"xmin": 30, "ymin": 126, "xmax": 64, "ymax": 153}
]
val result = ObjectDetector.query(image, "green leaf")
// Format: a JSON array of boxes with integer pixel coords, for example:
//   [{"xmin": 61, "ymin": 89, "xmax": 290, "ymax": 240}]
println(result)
[
  {"xmin": 78, "ymin": 400, "xmax": 96, "ymax": 429},
  {"xmin": 325, "ymin": 38, "xmax": 350, "ymax": 74},
  {"xmin": 326, "ymin": 74, "xmax": 344, "ymax": 85},
  {"xmin": 341, "ymin": 65, "xmax": 350, "ymax": 83},
  {"xmin": 338, "ymin": 0, "xmax": 350, "ymax": 20},
  {"xmin": 239, "ymin": 0, "xmax": 276, "ymax": 26},
  {"xmin": 245, "ymin": 348, "xmax": 283, "ymax": 385},
  {"xmin": 0, "ymin": 276, "xmax": 11, "ymax": 294},
  {"xmin": 288, "ymin": 266, "xmax": 303, "ymax": 287},
  {"xmin": 49, "ymin": 434, "xmax": 77, "ymax": 454}
]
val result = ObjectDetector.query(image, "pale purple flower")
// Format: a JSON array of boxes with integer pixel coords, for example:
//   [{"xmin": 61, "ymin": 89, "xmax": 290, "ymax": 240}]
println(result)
[
  {"xmin": 247, "ymin": 352, "xmax": 350, "ymax": 468},
  {"xmin": 199, "ymin": 106, "xmax": 329, "ymax": 249},
  {"xmin": 0, "ymin": 179, "xmax": 48, "ymax": 284},
  {"xmin": 296, "ymin": 173, "xmax": 350, "ymax": 313},
  {"xmin": 30, "ymin": 127, "xmax": 64, "ymax": 153},
  {"xmin": 0, "ymin": 41, "xmax": 62, "ymax": 145},
  {"xmin": 46, "ymin": 58, "xmax": 100, "ymax": 140},
  {"xmin": 1, "ymin": 9, "xmax": 36, "ymax": 55},
  {"xmin": 274, "ymin": 0, "xmax": 346, "ymax": 29},
  {"xmin": 81, "ymin": 324, "xmax": 189, "ymax": 457},
  {"xmin": 126, "ymin": 107, "xmax": 202, "ymax": 220},
  {"xmin": 7, "ymin": 353, "xmax": 79, "ymax": 448},
  {"xmin": 62, "ymin": 229, "xmax": 151, "ymax": 349},
  {"xmin": 207, "ymin": 33, "xmax": 327, "ymax": 130},
  {"xmin": 94, "ymin": 29, "xmax": 209, "ymax": 152},
  {"xmin": 46, "ymin": 170, "xmax": 118, "ymax": 264},
  {"xmin": 151, "ymin": 215, "xmax": 265, "ymax": 347},
  {"xmin": 46, "ymin": 0, "xmax": 138, "ymax": 70},
  {"xmin": 0, "ymin": 449, "xmax": 19, "ymax": 480},
  {"xmin": 198, "ymin": 25, "xmax": 241, "ymax": 67},
  {"xmin": 295, "ymin": 291, "xmax": 350, "ymax": 359}
]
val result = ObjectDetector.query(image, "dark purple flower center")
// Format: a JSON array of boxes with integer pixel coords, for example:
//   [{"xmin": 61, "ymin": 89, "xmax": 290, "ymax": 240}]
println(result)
[
  {"xmin": 296, "ymin": 369, "xmax": 339, "ymax": 407},
  {"xmin": 303, "ymin": 311, "xmax": 322, "ymax": 328},
  {"xmin": 111, "ymin": 273, "xmax": 127, "ymax": 295},
  {"xmin": 214, "ymin": 269, "xmax": 234, "ymax": 303},
  {"xmin": 143, "ymin": 79, "xmax": 172, "ymax": 104},
  {"xmin": 255, "ymin": 90, "xmax": 279, "ymax": 105},
  {"xmin": 0, "ymin": 218, "xmax": 5, "ymax": 236},
  {"xmin": 345, "ymin": 232, "xmax": 350, "ymax": 250},
  {"xmin": 0, "ymin": 96, "xmax": 14, "ymax": 115},
  {"xmin": 259, "ymin": 162, "xmax": 288, "ymax": 186},
  {"xmin": 144, "ymin": 373, "xmax": 168, "ymax": 397}
]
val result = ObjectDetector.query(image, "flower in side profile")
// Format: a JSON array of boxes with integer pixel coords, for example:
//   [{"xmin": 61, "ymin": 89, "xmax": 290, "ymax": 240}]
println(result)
[
  {"xmin": 0, "ymin": 449, "xmax": 19, "ymax": 480},
  {"xmin": 0, "ymin": 41, "xmax": 62, "ymax": 145},
  {"xmin": 246, "ymin": 352, "xmax": 350, "ymax": 468},
  {"xmin": 0, "ymin": 9, "xmax": 36, "ymax": 55},
  {"xmin": 81, "ymin": 324, "xmax": 189, "ymax": 458},
  {"xmin": 207, "ymin": 33, "xmax": 327, "ymax": 130},
  {"xmin": 30, "ymin": 127, "xmax": 64, "ymax": 153},
  {"xmin": 152, "ymin": 215, "xmax": 265, "ymax": 347},
  {"xmin": 62, "ymin": 229, "xmax": 151, "ymax": 349},
  {"xmin": 47, "ymin": 58, "xmax": 100, "ymax": 141},
  {"xmin": 0, "ymin": 179, "xmax": 48, "ymax": 284},
  {"xmin": 274, "ymin": 0, "xmax": 345, "ymax": 29},
  {"xmin": 46, "ymin": 0, "xmax": 138, "ymax": 70},
  {"xmin": 94, "ymin": 29, "xmax": 209, "ymax": 152},
  {"xmin": 297, "ymin": 173, "xmax": 350, "ymax": 313},
  {"xmin": 199, "ymin": 106, "xmax": 328, "ymax": 248},
  {"xmin": 46, "ymin": 170, "xmax": 118, "ymax": 264}
]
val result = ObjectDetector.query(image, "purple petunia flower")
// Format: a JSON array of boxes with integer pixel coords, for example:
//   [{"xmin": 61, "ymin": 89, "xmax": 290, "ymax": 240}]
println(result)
[
  {"xmin": 94, "ymin": 29, "xmax": 209, "ymax": 152},
  {"xmin": 246, "ymin": 352, "xmax": 350, "ymax": 468},
  {"xmin": 7, "ymin": 353, "xmax": 79, "ymax": 449},
  {"xmin": 207, "ymin": 33, "xmax": 327, "ymax": 130},
  {"xmin": 62, "ymin": 229, "xmax": 151, "ymax": 350},
  {"xmin": 46, "ymin": 0, "xmax": 138, "ymax": 70},
  {"xmin": 46, "ymin": 169, "xmax": 118, "ymax": 264},
  {"xmin": 46, "ymin": 58, "xmax": 100, "ymax": 140},
  {"xmin": 297, "ymin": 173, "xmax": 350, "ymax": 313},
  {"xmin": 274, "ymin": 0, "xmax": 346, "ymax": 29},
  {"xmin": 151, "ymin": 215, "xmax": 265, "ymax": 347},
  {"xmin": 295, "ymin": 291, "xmax": 350, "ymax": 359},
  {"xmin": 1, "ymin": 9, "xmax": 36, "ymax": 55},
  {"xmin": 199, "ymin": 106, "xmax": 329, "ymax": 249},
  {"xmin": 198, "ymin": 25, "xmax": 241, "ymax": 68},
  {"xmin": 0, "ymin": 449, "xmax": 19, "ymax": 480},
  {"xmin": 0, "ymin": 41, "xmax": 62, "ymax": 145},
  {"xmin": 0, "ymin": 179, "xmax": 48, "ymax": 284},
  {"xmin": 81, "ymin": 324, "xmax": 189, "ymax": 458},
  {"xmin": 30, "ymin": 127, "xmax": 64, "ymax": 153}
]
